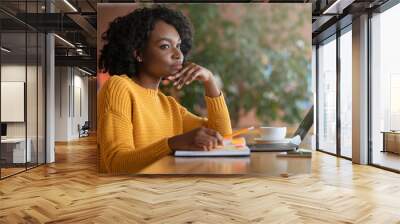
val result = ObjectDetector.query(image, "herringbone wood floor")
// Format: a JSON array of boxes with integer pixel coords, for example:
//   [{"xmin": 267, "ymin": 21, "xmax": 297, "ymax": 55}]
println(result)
[{"xmin": 1, "ymin": 135, "xmax": 400, "ymax": 224}]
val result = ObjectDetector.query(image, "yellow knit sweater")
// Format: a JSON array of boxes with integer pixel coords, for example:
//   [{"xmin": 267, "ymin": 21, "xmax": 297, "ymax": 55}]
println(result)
[{"xmin": 97, "ymin": 75, "xmax": 232, "ymax": 173}]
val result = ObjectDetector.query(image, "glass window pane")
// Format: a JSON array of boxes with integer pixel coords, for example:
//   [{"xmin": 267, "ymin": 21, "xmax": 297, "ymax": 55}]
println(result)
[
  {"xmin": 340, "ymin": 28, "xmax": 352, "ymax": 158},
  {"xmin": 0, "ymin": 1, "xmax": 46, "ymax": 179},
  {"xmin": 371, "ymin": 3, "xmax": 400, "ymax": 171},
  {"xmin": 1, "ymin": 31, "xmax": 27, "ymax": 177},
  {"xmin": 318, "ymin": 36, "xmax": 337, "ymax": 154}
]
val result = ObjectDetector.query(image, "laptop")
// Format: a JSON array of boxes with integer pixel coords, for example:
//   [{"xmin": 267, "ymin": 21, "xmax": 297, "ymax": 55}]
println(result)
[
  {"xmin": 249, "ymin": 105, "xmax": 313, "ymax": 152},
  {"xmin": 1, "ymin": 123, "xmax": 7, "ymax": 140}
]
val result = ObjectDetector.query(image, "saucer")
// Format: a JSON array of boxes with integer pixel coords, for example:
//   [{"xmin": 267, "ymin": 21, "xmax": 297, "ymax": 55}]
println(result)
[{"xmin": 254, "ymin": 138, "xmax": 291, "ymax": 144}]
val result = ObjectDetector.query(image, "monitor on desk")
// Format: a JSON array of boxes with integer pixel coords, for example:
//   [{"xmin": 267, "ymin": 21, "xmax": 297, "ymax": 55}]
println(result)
[{"xmin": 1, "ymin": 123, "xmax": 7, "ymax": 139}]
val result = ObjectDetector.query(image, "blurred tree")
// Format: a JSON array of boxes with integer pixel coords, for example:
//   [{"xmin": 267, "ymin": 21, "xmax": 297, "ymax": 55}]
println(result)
[{"xmin": 161, "ymin": 4, "xmax": 312, "ymax": 127}]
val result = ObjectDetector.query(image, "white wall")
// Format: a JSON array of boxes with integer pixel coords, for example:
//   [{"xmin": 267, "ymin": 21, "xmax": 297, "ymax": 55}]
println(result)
[
  {"xmin": 1, "ymin": 64, "xmax": 46, "ymax": 164},
  {"xmin": 1, "ymin": 65, "xmax": 26, "ymax": 139},
  {"xmin": 1, "ymin": 65, "xmax": 40, "ymax": 137},
  {"xmin": 71, "ymin": 72, "xmax": 89, "ymax": 138},
  {"xmin": 55, "ymin": 66, "xmax": 69, "ymax": 141},
  {"xmin": 55, "ymin": 67, "xmax": 89, "ymax": 141}
]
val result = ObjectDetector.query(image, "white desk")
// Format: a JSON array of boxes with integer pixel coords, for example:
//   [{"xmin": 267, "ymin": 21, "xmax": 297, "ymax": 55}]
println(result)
[{"xmin": 1, "ymin": 138, "xmax": 31, "ymax": 163}]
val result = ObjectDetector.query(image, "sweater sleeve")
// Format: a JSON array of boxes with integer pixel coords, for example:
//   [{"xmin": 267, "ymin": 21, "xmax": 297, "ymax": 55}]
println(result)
[
  {"xmin": 179, "ymin": 92, "xmax": 233, "ymax": 136},
  {"xmin": 98, "ymin": 78, "xmax": 172, "ymax": 174}
]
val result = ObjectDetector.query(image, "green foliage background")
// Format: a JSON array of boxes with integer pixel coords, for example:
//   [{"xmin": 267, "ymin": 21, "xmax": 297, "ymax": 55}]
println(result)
[{"xmin": 157, "ymin": 4, "xmax": 312, "ymax": 127}]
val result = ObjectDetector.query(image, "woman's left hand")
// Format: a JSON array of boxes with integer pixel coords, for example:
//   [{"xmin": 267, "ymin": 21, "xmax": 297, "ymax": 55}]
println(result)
[{"xmin": 167, "ymin": 62, "xmax": 213, "ymax": 89}]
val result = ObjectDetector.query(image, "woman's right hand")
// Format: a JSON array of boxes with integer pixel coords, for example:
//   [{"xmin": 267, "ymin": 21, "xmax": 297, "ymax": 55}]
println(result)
[{"xmin": 168, "ymin": 127, "xmax": 224, "ymax": 151}]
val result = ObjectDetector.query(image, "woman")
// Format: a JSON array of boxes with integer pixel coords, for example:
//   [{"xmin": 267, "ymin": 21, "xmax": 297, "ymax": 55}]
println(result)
[{"xmin": 98, "ymin": 5, "xmax": 232, "ymax": 174}]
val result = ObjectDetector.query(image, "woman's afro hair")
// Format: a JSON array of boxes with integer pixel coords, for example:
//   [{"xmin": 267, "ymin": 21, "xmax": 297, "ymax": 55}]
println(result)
[{"xmin": 99, "ymin": 5, "xmax": 193, "ymax": 78}]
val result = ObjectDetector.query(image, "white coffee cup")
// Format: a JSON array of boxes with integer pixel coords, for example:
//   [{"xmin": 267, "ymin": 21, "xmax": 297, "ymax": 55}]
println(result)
[{"xmin": 259, "ymin": 127, "xmax": 287, "ymax": 141}]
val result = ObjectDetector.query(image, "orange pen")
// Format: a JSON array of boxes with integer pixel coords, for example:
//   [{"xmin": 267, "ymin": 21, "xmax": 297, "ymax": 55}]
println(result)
[{"xmin": 223, "ymin": 126, "xmax": 255, "ymax": 139}]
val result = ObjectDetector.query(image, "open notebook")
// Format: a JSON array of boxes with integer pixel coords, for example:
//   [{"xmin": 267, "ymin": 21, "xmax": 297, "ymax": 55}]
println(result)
[{"xmin": 174, "ymin": 137, "xmax": 251, "ymax": 157}]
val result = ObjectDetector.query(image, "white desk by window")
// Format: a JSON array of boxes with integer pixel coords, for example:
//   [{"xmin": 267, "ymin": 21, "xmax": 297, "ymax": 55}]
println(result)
[{"xmin": 1, "ymin": 138, "xmax": 31, "ymax": 163}]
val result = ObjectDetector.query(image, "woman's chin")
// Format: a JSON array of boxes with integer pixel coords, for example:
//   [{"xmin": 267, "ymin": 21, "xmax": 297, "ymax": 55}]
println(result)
[{"xmin": 164, "ymin": 71, "xmax": 178, "ymax": 78}]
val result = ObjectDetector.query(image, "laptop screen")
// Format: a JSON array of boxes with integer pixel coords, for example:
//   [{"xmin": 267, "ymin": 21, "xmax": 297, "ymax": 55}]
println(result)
[{"xmin": 292, "ymin": 105, "xmax": 313, "ymax": 140}]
